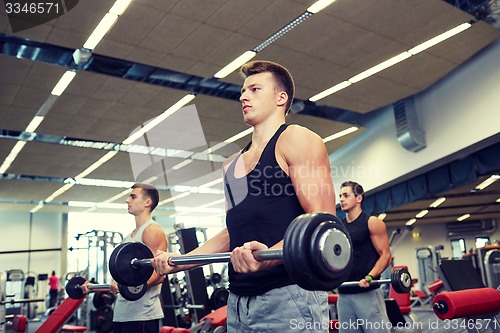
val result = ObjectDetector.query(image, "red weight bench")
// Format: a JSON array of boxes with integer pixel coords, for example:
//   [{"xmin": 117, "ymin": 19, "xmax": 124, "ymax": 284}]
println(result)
[
  {"xmin": 411, "ymin": 278, "xmax": 444, "ymax": 308},
  {"xmin": 35, "ymin": 297, "xmax": 87, "ymax": 333},
  {"xmin": 160, "ymin": 305, "xmax": 228, "ymax": 333},
  {"xmin": 159, "ymin": 327, "xmax": 190, "ymax": 333},
  {"xmin": 12, "ymin": 314, "xmax": 27, "ymax": 332}
]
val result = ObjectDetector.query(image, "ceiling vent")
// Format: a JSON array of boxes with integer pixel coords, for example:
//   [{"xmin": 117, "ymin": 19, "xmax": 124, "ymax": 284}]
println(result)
[
  {"xmin": 393, "ymin": 96, "xmax": 427, "ymax": 152},
  {"xmin": 446, "ymin": 219, "xmax": 497, "ymax": 236}
]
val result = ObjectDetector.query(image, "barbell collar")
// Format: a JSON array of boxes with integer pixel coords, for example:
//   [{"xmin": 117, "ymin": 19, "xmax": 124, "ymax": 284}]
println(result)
[
  {"xmin": 132, "ymin": 258, "xmax": 153, "ymax": 268},
  {"xmin": 87, "ymin": 284, "xmax": 113, "ymax": 292}
]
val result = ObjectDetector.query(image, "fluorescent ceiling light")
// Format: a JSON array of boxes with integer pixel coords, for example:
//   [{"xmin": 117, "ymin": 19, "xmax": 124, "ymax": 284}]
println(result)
[
  {"xmin": 309, "ymin": 81, "xmax": 351, "ymax": 102},
  {"xmin": 214, "ymin": 51, "xmax": 256, "ymax": 79},
  {"xmin": 349, "ymin": 52, "xmax": 411, "ymax": 84},
  {"xmin": 200, "ymin": 178, "xmax": 223, "ymax": 188},
  {"xmin": 76, "ymin": 178, "xmax": 134, "ymax": 188},
  {"xmin": 378, "ymin": 213, "xmax": 387, "ymax": 220},
  {"xmin": 123, "ymin": 94, "xmax": 195, "ymax": 144},
  {"xmin": 75, "ymin": 151, "xmax": 118, "ymax": 179},
  {"xmin": 172, "ymin": 159, "xmax": 193, "ymax": 170},
  {"xmin": 30, "ymin": 203, "xmax": 44, "ymax": 213},
  {"xmin": 309, "ymin": 22, "xmax": 472, "ymax": 102},
  {"xmin": 109, "ymin": 0, "xmax": 132, "ymax": 15},
  {"xmin": 457, "ymin": 213, "xmax": 470, "ymax": 222},
  {"xmin": 201, "ymin": 198, "xmax": 225, "ymax": 207},
  {"xmin": 25, "ymin": 115, "xmax": 44, "ymax": 133},
  {"xmin": 68, "ymin": 201, "xmax": 95, "ymax": 208},
  {"xmin": 496, "ymin": 198, "xmax": 500, "ymax": 203},
  {"xmin": 0, "ymin": 141, "xmax": 27, "ymax": 173},
  {"xmin": 415, "ymin": 209, "xmax": 429, "ymax": 218},
  {"xmin": 51, "ymin": 71, "xmax": 76, "ymax": 96},
  {"xmin": 405, "ymin": 218, "xmax": 416, "ymax": 226},
  {"xmin": 68, "ymin": 201, "xmax": 126, "ymax": 209},
  {"xmin": 307, "ymin": 0, "xmax": 336, "ymax": 13},
  {"xmin": 83, "ymin": 13, "xmax": 119, "ymax": 50},
  {"xmin": 97, "ymin": 202, "xmax": 127, "ymax": 209},
  {"xmin": 45, "ymin": 184, "xmax": 74, "ymax": 203},
  {"xmin": 408, "ymin": 22, "xmax": 472, "ymax": 55},
  {"xmin": 323, "ymin": 126, "xmax": 358, "ymax": 143},
  {"xmin": 159, "ymin": 192, "xmax": 190, "ymax": 205},
  {"xmin": 475, "ymin": 175, "xmax": 500, "ymax": 190},
  {"xmin": 429, "ymin": 197, "xmax": 446, "ymax": 208},
  {"xmin": 225, "ymin": 128, "xmax": 253, "ymax": 143}
]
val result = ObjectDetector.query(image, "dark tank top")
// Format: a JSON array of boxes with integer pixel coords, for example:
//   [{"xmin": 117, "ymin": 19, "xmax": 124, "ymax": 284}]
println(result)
[
  {"xmin": 224, "ymin": 123, "xmax": 305, "ymax": 296},
  {"xmin": 338, "ymin": 212, "xmax": 381, "ymax": 294}
]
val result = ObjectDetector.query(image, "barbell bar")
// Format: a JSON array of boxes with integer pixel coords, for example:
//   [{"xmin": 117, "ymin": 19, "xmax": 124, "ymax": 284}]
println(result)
[
  {"xmin": 109, "ymin": 212, "xmax": 353, "ymax": 291},
  {"xmin": 65, "ymin": 276, "xmax": 147, "ymax": 302},
  {"xmin": 338, "ymin": 267, "xmax": 412, "ymax": 294},
  {"xmin": 0, "ymin": 298, "xmax": 45, "ymax": 305}
]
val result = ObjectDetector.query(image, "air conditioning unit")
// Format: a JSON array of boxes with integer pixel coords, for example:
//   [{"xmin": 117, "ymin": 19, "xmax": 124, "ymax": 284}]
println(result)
[
  {"xmin": 446, "ymin": 219, "xmax": 497, "ymax": 236},
  {"xmin": 393, "ymin": 96, "xmax": 427, "ymax": 152}
]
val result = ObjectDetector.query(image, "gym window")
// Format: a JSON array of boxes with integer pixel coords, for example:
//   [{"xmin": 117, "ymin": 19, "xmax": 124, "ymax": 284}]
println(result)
[
  {"xmin": 475, "ymin": 236, "xmax": 491, "ymax": 249},
  {"xmin": 450, "ymin": 238, "xmax": 466, "ymax": 258}
]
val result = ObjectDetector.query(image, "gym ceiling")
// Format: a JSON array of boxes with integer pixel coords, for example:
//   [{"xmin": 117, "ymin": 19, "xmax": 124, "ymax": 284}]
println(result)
[{"xmin": 0, "ymin": 0, "xmax": 499, "ymax": 226}]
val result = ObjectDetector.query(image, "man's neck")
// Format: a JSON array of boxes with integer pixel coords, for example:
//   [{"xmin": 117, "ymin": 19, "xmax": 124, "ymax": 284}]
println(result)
[
  {"xmin": 251, "ymin": 116, "xmax": 285, "ymax": 147},
  {"xmin": 134, "ymin": 212, "xmax": 152, "ymax": 230},
  {"xmin": 345, "ymin": 206, "xmax": 363, "ymax": 223}
]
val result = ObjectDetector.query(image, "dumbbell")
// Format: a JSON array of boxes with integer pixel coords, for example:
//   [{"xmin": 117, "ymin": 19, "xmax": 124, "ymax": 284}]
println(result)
[
  {"xmin": 338, "ymin": 267, "xmax": 412, "ymax": 293},
  {"xmin": 65, "ymin": 276, "xmax": 147, "ymax": 302},
  {"xmin": 109, "ymin": 212, "xmax": 354, "ymax": 291}
]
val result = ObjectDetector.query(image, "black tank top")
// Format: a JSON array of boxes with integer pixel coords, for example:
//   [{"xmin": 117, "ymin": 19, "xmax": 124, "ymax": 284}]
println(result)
[
  {"xmin": 338, "ymin": 212, "xmax": 381, "ymax": 294},
  {"xmin": 224, "ymin": 124, "xmax": 305, "ymax": 296}
]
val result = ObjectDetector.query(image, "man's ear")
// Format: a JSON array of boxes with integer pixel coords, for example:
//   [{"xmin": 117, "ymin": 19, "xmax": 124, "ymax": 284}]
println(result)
[
  {"xmin": 277, "ymin": 91, "xmax": 288, "ymax": 108},
  {"xmin": 356, "ymin": 195, "xmax": 363, "ymax": 204},
  {"xmin": 144, "ymin": 197, "xmax": 152, "ymax": 209}
]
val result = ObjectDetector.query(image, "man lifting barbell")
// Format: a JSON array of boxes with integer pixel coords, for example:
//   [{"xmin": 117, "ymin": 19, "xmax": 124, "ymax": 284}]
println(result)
[
  {"xmin": 104, "ymin": 183, "xmax": 167, "ymax": 333},
  {"xmin": 337, "ymin": 181, "xmax": 393, "ymax": 333},
  {"xmin": 155, "ymin": 61, "xmax": 338, "ymax": 333}
]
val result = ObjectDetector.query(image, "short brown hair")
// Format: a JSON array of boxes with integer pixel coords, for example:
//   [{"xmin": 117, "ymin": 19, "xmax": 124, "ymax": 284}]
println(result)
[
  {"xmin": 341, "ymin": 181, "xmax": 365, "ymax": 202},
  {"xmin": 132, "ymin": 183, "xmax": 159, "ymax": 211},
  {"xmin": 240, "ymin": 60, "xmax": 295, "ymax": 114}
]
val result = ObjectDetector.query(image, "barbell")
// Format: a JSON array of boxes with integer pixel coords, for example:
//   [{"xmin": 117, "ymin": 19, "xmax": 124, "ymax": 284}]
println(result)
[
  {"xmin": 339, "ymin": 267, "xmax": 412, "ymax": 294},
  {"xmin": 65, "ymin": 276, "xmax": 147, "ymax": 302},
  {"xmin": 109, "ymin": 212, "xmax": 353, "ymax": 291}
]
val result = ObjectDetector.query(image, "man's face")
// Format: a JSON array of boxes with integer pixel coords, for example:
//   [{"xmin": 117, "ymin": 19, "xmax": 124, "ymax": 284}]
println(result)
[
  {"xmin": 239, "ymin": 72, "xmax": 282, "ymax": 125},
  {"xmin": 125, "ymin": 187, "xmax": 149, "ymax": 216},
  {"xmin": 339, "ymin": 186, "xmax": 361, "ymax": 211}
]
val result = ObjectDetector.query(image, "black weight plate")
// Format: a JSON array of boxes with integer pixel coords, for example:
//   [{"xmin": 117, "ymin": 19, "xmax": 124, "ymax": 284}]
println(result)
[
  {"xmin": 65, "ymin": 276, "xmax": 86, "ymax": 299},
  {"xmin": 391, "ymin": 267, "xmax": 412, "ymax": 293},
  {"xmin": 119, "ymin": 283, "xmax": 147, "ymax": 301},
  {"xmin": 109, "ymin": 242, "xmax": 154, "ymax": 286},
  {"xmin": 285, "ymin": 213, "xmax": 330, "ymax": 290},
  {"xmin": 95, "ymin": 305, "xmax": 113, "ymax": 333},
  {"xmin": 93, "ymin": 291, "xmax": 116, "ymax": 309},
  {"xmin": 283, "ymin": 213, "xmax": 314, "ymax": 290},
  {"xmin": 210, "ymin": 273, "xmax": 222, "ymax": 285},
  {"xmin": 210, "ymin": 287, "xmax": 229, "ymax": 309},
  {"xmin": 309, "ymin": 218, "xmax": 352, "ymax": 289}
]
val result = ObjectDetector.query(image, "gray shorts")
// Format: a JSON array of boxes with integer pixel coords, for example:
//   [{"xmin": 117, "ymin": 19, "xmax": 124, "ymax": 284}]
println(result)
[
  {"xmin": 337, "ymin": 288, "xmax": 391, "ymax": 333},
  {"xmin": 226, "ymin": 284, "xmax": 329, "ymax": 333}
]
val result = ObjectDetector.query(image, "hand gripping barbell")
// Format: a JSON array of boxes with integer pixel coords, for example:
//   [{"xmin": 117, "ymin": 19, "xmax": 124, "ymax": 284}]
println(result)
[
  {"xmin": 109, "ymin": 212, "xmax": 353, "ymax": 291},
  {"xmin": 338, "ymin": 267, "xmax": 412, "ymax": 294},
  {"xmin": 65, "ymin": 276, "xmax": 147, "ymax": 302}
]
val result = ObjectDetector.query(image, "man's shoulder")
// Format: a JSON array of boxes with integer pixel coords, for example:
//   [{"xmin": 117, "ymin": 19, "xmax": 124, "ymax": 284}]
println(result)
[{"xmin": 280, "ymin": 124, "xmax": 322, "ymax": 145}]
